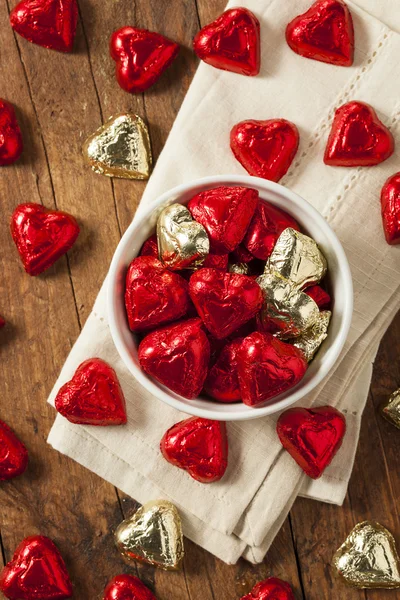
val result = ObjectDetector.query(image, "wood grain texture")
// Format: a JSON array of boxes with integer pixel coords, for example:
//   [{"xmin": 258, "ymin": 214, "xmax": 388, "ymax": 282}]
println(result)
[{"xmin": 0, "ymin": 0, "xmax": 399, "ymax": 598}]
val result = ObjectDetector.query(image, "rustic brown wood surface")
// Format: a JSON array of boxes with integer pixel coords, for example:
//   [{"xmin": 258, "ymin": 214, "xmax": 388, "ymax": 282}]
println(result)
[{"xmin": 0, "ymin": 0, "xmax": 399, "ymax": 598}]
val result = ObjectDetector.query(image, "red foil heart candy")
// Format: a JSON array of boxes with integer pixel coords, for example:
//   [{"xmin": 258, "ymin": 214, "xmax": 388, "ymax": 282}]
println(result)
[
  {"xmin": 103, "ymin": 575, "xmax": 156, "ymax": 600},
  {"xmin": 0, "ymin": 420, "xmax": 28, "ymax": 481},
  {"xmin": 277, "ymin": 406, "xmax": 347, "ymax": 478},
  {"xmin": 237, "ymin": 332, "xmax": 308, "ymax": 407},
  {"xmin": 381, "ymin": 173, "xmax": 400, "ymax": 245},
  {"xmin": 204, "ymin": 337, "xmax": 243, "ymax": 402},
  {"xmin": 139, "ymin": 318, "xmax": 210, "ymax": 399},
  {"xmin": 0, "ymin": 99, "xmax": 23, "ymax": 166},
  {"xmin": 11, "ymin": 203, "xmax": 80, "ymax": 276},
  {"xmin": 324, "ymin": 101, "xmax": 394, "ymax": 167},
  {"xmin": 55, "ymin": 358, "xmax": 127, "ymax": 426},
  {"xmin": 160, "ymin": 417, "xmax": 228, "ymax": 483},
  {"xmin": 241, "ymin": 577, "xmax": 296, "ymax": 600},
  {"xmin": 188, "ymin": 186, "xmax": 258, "ymax": 254},
  {"xmin": 230, "ymin": 119, "xmax": 299, "ymax": 182},
  {"xmin": 10, "ymin": 0, "xmax": 78, "ymax": 53},
  {"xmin": 140, "ymin": 234, "xmax": 159, "ymax": 258},
  {"xmin": 125, "ymin": 256, "xmax": 190, "ymax": 332},
  {"xmin": 110, "ymin": 27, "xmax": 180, "ymax": 94},
  {"xmin": 203, "ymin": 253, "xmax": 229, "ymax": 270},
  {"xmin": 286, "ymin": 0, "xmax": 354, "ymax": 67},
  {"xmin": 0, "ymin": 535, "xmax": 73, "ymax": 600},
  {"xmin": 193, "ymin": 8, "xmax": 260, "ymax": 76},
  {"xmin": 305, "ymin": 285, "xmax": 331, "ymax": 309},
  {"xmin": 189, "ymin": 268, "xmax": 263, "ymax": 339}
]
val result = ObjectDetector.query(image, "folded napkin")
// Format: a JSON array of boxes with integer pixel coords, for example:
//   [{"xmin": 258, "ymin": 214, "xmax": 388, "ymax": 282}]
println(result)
[{"xmin": 48, "ymin": 0, "xmax": 400, "ymax": 564}]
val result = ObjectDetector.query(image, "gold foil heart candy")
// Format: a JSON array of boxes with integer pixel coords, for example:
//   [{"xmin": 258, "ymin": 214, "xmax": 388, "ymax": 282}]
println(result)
[
  {"xmin": 157, "ymin": 204, "xmax": 209, "ymax": 270},
  {"xmin": 82, "ymin": 113, "xmax": 152, "ymax": 179},
  {"xmin": 382, "ymin": 388, "xmax": 400, "ymax": 429},
  {"xmin": 292, "ymin": 310, "xmax": 331, "ymax": 361},
  {"xmin": 115, "ymin": 499, "xmax": 184, "ymax": 570},
  {"xmin": 333, "ymin": 521, "xmax": 400, "ymax": 589}
]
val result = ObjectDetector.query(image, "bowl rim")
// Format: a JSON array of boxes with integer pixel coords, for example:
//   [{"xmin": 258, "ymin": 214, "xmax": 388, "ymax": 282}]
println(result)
[{"xmin": 107, "ymin": 174, "xmax": 353, "ymax": 421}]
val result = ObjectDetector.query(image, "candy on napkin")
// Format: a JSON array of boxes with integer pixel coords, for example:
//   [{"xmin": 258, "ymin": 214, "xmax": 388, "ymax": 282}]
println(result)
[
  {"xmin": 110, "ymin": 27, "xmax": 179, "ymax": 94},
  {"xmin": 125, "ymin": 256, "xmax": 190, "ymax": 332},
  {"xmin": 381, "ymin": 172, "xmax": 400, "ymax": 245},
  {"xmin": 286, "ymin": 0, "xmax": 354, "ymax": 66},
  {"xmin": 103, "ymin": 575, "xmax": 156, "ymax": 600},
  {"xmin": 0, "ymin": 99, "xmax": 23, "ymax": 166},
  {"xmin": 138, "ymin": 318, "xmax": 210, "ymax": 399},
  {"xmin": 277, "ymin": 406, "xmax": 346, "ymax": 478},
  {"xmin": 237, "ymin": 332, "xmax": 308, "ymax": 407},
  {"xmin": 381, "ymin": 388, "xmax": 400, "ymax": 429},
  {"xmin": 55, "ymin": 358, "xmax": 127, "ymax": 426},
  {"xmin": 83, "ymin": 113, "xmax": 152, "ymax": 180},
  {"xmin": 241, "ymin": 577, "xmax": 296, "ymax": 600},
  {"xmin": 115, "ymin": 500, "xmax": 184, "ymax": 570},
  {"xmin": 188, "ymin": 186, "xmax": 259, "ymax": 254},
  {"xmin": 10, "ymin": 0, "xmax": 78, "ymax": 53},
  {"xmin": 291, "ymin": 310, "xmax": 331, "ymax": 361},
  {"xmin": 244, "ymin": 201, "xmax": 300, "ymax": 260},
  {"xmin": 230, "ymin": 119, "xmax": 299, "ymax": 182},
  {"xmin": 333, "ymin": 521, "xmax": 400, "ymax": 589},
  {"xmin": 324, "ymin": 101, "xmax": 394, "ymax": 166},
  {"xmin": 161, "ymin": 417, "xmax": 228, "ymax": 483},
  {"xmin": 305, "ymin": 284, "xmax": 331, "ymax": 309},
  {"xmin": 0, "ymin": 419, "xmax": 28, "ymax": 481},
  {"xmin": 204, "ymin": 338, "xmax": 243, "ymax": 402},
  {"xmin": 0, "ymin": 535, "xmax": 73, "ymax": 599},
  {"xmin": 193, "ymin": 7, "xmax": 260, "ymax": 76},
  {"xmin": 11, "ymin": 203, "xmax": 80, "ymax": 276}
]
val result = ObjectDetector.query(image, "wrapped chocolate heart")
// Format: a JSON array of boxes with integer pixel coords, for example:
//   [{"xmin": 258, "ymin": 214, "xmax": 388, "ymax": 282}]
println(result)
[
  {"xmin": 291, "ymin": 310, "xmax": 332, "ymax": 361},
  {"xmin": 382, "ymin": 388, "xmax": 400, "ymax": 429}
]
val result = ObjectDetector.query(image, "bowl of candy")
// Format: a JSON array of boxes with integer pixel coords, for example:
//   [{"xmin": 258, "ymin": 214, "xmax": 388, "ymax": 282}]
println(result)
[{"xmin": 108, "ymin": 175, "xmax": 353, "ymax": 421}]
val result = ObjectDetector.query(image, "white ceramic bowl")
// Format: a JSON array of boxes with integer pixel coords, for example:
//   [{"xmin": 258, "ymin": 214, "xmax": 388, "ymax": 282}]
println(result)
[{"xmin": 108, "ymin": 175, "xmax": 353, "ymax": 421}]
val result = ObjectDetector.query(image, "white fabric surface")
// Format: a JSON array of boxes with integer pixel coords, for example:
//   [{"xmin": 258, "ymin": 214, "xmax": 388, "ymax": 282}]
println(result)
[{"xmin": 47, "ymin": 0, "xmax": 400, "ymax": 564}]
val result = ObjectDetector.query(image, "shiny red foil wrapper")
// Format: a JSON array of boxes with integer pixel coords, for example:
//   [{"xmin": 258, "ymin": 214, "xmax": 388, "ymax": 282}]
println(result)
[
  {"xmin": 125, "ymin": 256, "xmax": 190, "ymax": 332},
  {"xmin": 110, "ymin": 27, "xmax": 179, "ymax": 94},
  {"xmin": 204, "ymin": 337, "xmax": 243, "ymax": 402},
  {"xmin": 139, "ymin": 318, "xmax": 210, "ymax": 399},
  {"xmin": 244, "ymin": 200, "xmax": 300, "ymax": 260},
  {"xmin": 305, "ymin": 285, "xmax": 331, "ymax": 309},
  {"xmin": 286, "ymin": 0, "xmax": 354, "ymax": 67},
  {"xmin": 161, "ymin": 417, "xmax": 228, "ymax": 483},
  {"xmin": 188, "ymin": 186, "xmax": 258, "ymax": 254},
  {"xmin": 381, "ymin": 172, "xmax": 400, "ymax": 245},
  {"xmin": 0, "ymin": 420, "xmax": 28, "ymax": 481},
  {"xmin": 55, "ymin": 358, "xmax": 127, "ymax": 426},
  {"xmin": 103, "ymin": 575, "xmax": 156, "ymax": 600},
  {"xmin": 10, "ymin": 0, "xmax": 78, "ymax": 53},
  {"xmin": 0, "ymin": 536, "xmax": 73, "ymax": 600},
  {"xmin": 230, "ymin": 119, "xmax": 299, "ymax": 182},
  {"xmin": 231, "ymin": 243, "xmax": 254, "ymax": 264},
  {"xmin": 140, "ymin": 234, "xmax": 159, "ymax": 258},
  {"xmin": 189, "ymin": 268, "xmax": 263, "ymax": 339},
  {"xmin": 241, "ymin": 577, "xmax": 296, "ymax": 600},
  {"xmin": 203, "ymin": 253, "xmax": 229, "ymax": 270},
  {"xmin": 193, "ymin": 7, "xmax": 260, "ymax": 76},
  {"xmin": 0, "ymin": 99, "xmax": 23, "ymax": 166},
  {"xmin": 237, "ymin": 332, "xmax": 308, "ymax": 407},
  {"xmin": 324, "ymin": 101, "xmax": 394, "ymax": 167},
  {"xmin": 277, "ymin": 406, "xmax": 346, "ymax": 478},
  {"xmin": 10, "ymin": 203, "xmax": 79, "ymax": 276}
]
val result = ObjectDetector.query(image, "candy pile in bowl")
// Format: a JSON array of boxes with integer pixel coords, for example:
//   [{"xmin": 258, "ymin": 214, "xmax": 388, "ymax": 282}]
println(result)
[{"xmin": 125, "ymin": 186, "xmax": 331, "ymax": 408}]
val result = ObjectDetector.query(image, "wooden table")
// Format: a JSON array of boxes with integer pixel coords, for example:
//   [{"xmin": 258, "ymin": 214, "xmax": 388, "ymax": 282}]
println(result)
[{"xmin": 1, "ymin": 0, "xmax": 399, "ymax": 598}]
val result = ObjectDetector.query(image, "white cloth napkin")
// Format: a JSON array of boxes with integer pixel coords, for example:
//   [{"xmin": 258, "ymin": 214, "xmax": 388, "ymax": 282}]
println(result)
[{"xmin": 47, "ymin": 0, "xmax": 400, "ymax": 564}]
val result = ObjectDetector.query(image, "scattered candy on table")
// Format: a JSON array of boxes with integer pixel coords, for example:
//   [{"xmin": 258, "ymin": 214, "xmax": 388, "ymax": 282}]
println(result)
[
  {"xmin": 381, "ymin": 172, "xmax": 400, "ymax": 245},
  {"xmin": 103, "ymin": 574, "xmax": 156, "ymax": 600},
  {"xmin": 240, "ymin": 577, "xmax": 296, "ymax": 600},
  {"xmin": 0, "ymin": 419, "xmax": 28, "ymax": 481},
  {"xmin": 0, "ymin": 99, "xmax": 23, "ymax": 166},
  {"xmin": 381, "ymin": 388, "xmax": 400, "ymax": 429}
]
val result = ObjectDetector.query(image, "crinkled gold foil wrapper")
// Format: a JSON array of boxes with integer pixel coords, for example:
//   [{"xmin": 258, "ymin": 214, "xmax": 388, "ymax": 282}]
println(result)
[
  {"xmin": 333, "ymin": 521, "xmax": 400, "ymax": 589},
  {"xmin": 229, "ymin": 262, "xmax": 250, "ymax": 275},
  {"xmin": 115, "ymin": 499, "xmax": 184, "ymax": 570},
  {"xmin": 82, "ymin": 113, "xmax": 152, "ymax": 179},
  {"xmin": 292, "ymin": 310, "xmax": 331, "ymax": 361},
  {"xmin": 267, "ymin": 228, "xmax": 327, "ymax": 289},
  {"xmin": 382, "ymin": 388, "xmax": 400, "ymax": 429}
]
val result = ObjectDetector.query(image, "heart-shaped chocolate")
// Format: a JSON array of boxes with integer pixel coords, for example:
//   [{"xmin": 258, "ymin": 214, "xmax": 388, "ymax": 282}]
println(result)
[
  {"xmin": 103, "ymin": 575, "xmax": 156, "ymax": 600},
  {"xmin": 291, "ymin": 310, "xmax": 331, "ymax": 361},
  {"xmin": 10, "ymin": 0, "xmax": 78, "ymax": 53},
  {"xmin": 0, "ymin": 419, "xmax": 28, "ymax": 481},
  {"xmin": 110, "ymin": 27, "xmax": 180, "ymax": 94},
  {"xmin": 125, "ymin": 256, "xmax": 190, "ymax": 332},
  {"xmin": 277, "ymin": 406, "xmax": 346, "ymax": 478},
  {"xmin": 0, "ymin": 535, "xmax": 73, "ymax": 599},
  {"xmin": 161, "ymin": 417, "xmax": 228, "ymax": 482},
  {"xmin": 115, "ymin": 500, "xmax": 184, "ymax": 570},
  {"xmin": 382, "ymin": 388, "xmax": 400, "ymax": 429},
  {"xmin": 189, "ymin": 268, "xmax": 263, "ymax": 339},
  {"xmin": 157, "ymin": 204, "xmax": 210, "ymax": 270},
  {"xmin": 304, "ymin": 284, "xmax": 331, "ymax": 309},
  {"xmin": 140, "ymin": 234, "xmax": 159, "ymax": 258},
  {"xmin": 381, "ymin": 172, "xmax": 400, "ymax": 245},
  {"xmin": 138, "ymin": 318, "xmax": 210, "ymax": 399},
  {"xmin": 231, "ymin": 119, "xmax": 299, "ymax": 182},
  {"xmin": 55, "ymin": 358, "xmax": 127, "ymax": 426},
  {"xmin": 324, "ymin": 101, "xmax": 394, "ymax": 166},
  {"xmin": 11, "ymin": 203, "xmax": 80, "ymax": 276},
  {"xmin": 286, "ymin": 0, "xmax": 354, "ymax": 66},
  {"xmin": 188, "ymin": 186, "xmax": 259, "ymax": 254},
  {"xmin": 333, "ymin": 521, "xmax": 400, "ymax": 588},
  {"xmin": 0, "ymin": 99, "xmax": 23, "ymax": 166},
  {"xmin": 204, "ymin": 337, "xmax": 243, "ymax": 402},
  {"xmin": 193, "ymin": 7, "xmax": 260, "ymax": 76},
  {"xmin": 241, "ymin": 577, "xmax": 295, "ymax": 600},
  {"xmin": 203, "ymin": 253, "xmax": 229, "ymax": 270}
]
